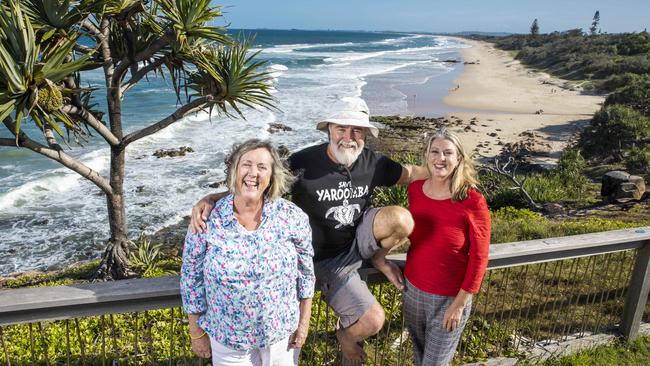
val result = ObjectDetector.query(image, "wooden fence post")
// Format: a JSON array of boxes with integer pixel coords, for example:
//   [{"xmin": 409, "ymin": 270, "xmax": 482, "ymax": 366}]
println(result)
[{"xmin": 620, "ymin": 240, "xmax": 650, "ymax": 339}]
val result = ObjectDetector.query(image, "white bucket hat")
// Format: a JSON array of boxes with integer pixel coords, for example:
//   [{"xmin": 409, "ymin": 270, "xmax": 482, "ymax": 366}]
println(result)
[{"xmin": 316, "ymin": 107, "xmax": 379, "ymax": 138}]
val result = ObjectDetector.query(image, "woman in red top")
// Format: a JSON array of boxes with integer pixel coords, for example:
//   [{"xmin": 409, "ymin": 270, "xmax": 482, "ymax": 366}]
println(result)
[{"xmin": 403, "ymin": 128, "xmax": 491, "ymax": 366}]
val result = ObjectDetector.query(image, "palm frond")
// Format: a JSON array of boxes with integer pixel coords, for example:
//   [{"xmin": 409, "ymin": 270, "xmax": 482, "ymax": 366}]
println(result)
[
  {"xmin": 0, "ymin": 100, "xmax": 17, "ymax": 126},
  {"xmin": 101, "ymin": 0, "xmax": 143, "ymax": 16},
  {"xmin": 0, "ymin": 0, "xmax": 92, "ymax": 142},
  {"xmin": 0, "ymin": 0, "xmax": 36, "ymax": 95},
  {"xmin": 187, "ymin": 38, "xmax": 276, "ymax": 118},
  {"xmin": 129, "ymin": 234, "xmax": 175, "ymax": 277},
  {"xmin": 155, "ymin": 0, "xmax": 230, "ymax": 49},
  {"xmin": 21, "ymin": 0, "xmax": 86, "ymax": 30},
  {"xmin": 39, "ymin": 37, "xmax": 93, "ymax": 82}
]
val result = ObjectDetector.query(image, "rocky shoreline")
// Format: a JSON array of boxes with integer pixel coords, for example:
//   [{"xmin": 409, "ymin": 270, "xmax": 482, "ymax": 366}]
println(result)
[
  {"xmin": 1, "ymin": 114, "xmax": 574, "ymax": 281},
  {"xmin": 153, "ymin": 113, "xmax": 565, "ymax": 245}
]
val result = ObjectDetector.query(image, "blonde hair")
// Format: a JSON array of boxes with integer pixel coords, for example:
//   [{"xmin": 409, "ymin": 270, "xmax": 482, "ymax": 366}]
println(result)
[
  {"xmin": 224, "ymin": 139, "xmax": 295, "ymax": 200},
  {"xmin": 424, "ymin": 128, "xmax": 478, "ymax": 201}
]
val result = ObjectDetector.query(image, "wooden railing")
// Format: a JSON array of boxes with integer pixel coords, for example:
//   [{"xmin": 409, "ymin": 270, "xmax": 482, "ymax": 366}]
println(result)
[{"xmin": 1, "ymin": 227, "xmax": 649, "ymax": 365}]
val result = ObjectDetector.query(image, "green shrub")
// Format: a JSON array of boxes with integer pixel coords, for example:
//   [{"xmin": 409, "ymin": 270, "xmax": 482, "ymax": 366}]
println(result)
[
  {"xmin": 556, "ymin": 149, "xmax": 589, "ymax": 199},
  {"xmin": 373, "ymin": 183, "xmax": 408, "ymax": 208},
  {"xmin": 523, "ymin": 173, "xmax": 573, "ymax": 203},
  {"xmin": 479, "ymin": 150, "xmax": 589, "ymax": 210},
  {"xmin": 580, "ymin": 105, "xmax": 650, "ymax": 159},
  {"xmin": 478, "ymin": 169, "xmax": 530, "ymax": 209},
  {"xmin": 558, "ymin": 148, "xmax": 586, "ymax": 172},
  {"xmin": 2, "ymin": 308, "xmax": 192, "ymax": 365},
  {"xmin": 626, "ymin": 146, "xmax": 650, "ymax": 176},
  {"xmin": 490, "ymin": 207, "xmax": 642, "ymax": 244},
  {"xmin": 129, "ymin": 235, "xmax": 178, "ymax": 278},
  {"xmin": 597, "ymin": 72, "xmax": 648, "ymax": 92},
  {"xmin": 605, "ymin": 78, "xmax": 650, "ymax": 117}
]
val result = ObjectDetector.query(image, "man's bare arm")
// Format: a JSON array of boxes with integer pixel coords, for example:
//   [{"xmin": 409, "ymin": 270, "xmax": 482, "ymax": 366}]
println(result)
[
  {"xmin": 396, "ymin": 164, "xmax": 430, "ymax": 185},
  {"xmin": 190, "ymin": 192, "xmax": 228, "ymax": 233}
]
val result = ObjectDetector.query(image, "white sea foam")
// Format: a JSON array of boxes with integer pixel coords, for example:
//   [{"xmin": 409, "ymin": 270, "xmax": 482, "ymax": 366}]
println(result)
[
  {"xmin": 0, "ymin": 33, "xmax": 465, "ymax": 275},
  {"xmin": 372, "ymin": 34, "xmax": 425, "ymax": 45},
  {"xmin": 268, "ymin": 64, "xmax": 289, "ymax": 71},
  {"xmin": 267, "ymin": 63, "xmax": 288, "ymax": 80},
  {"xmin": 316, "ymin": 62, "xmax": 350, "ymax": 68},
  {"xmin": 254, "ymin": 41, "xmax": 356, "ymax": 54},
  {"xmin": 0, "ymin": 152, "xmax": 108, "ymax": 211},
  {"xmin": 324, "ymin": 50, "xmax": 388, "ymax": 63}
]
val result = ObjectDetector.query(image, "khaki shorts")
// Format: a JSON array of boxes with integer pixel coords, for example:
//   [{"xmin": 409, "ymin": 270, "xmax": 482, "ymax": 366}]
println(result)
[{"xmin": 314, "ymin": 208, "xmax": 381, "ymax": 328}]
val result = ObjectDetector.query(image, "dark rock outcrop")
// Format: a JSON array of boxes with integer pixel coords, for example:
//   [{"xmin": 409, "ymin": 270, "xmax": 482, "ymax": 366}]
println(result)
[
  {"xmin": 601, "ymin": 171, "xmax": 646, "ymax": 202},
  {"xmin": 153, "ymin": 146, "xmax": 194, "ymax": 158},
  {"xmin": 267, "ymin": 123, "xmax": 293, "ymax": 133},
  {"xmin": 500, "ymin": 131, "xmax": 552, "ymax": 161}
]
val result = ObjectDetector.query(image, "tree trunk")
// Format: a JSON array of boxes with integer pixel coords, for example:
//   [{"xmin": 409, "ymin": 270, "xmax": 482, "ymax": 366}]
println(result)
[
  {"xmin": 95, "ymin": 32, "xmax": 131, "ymax": 280},
  {"xmin": 95, "ymin": 146, "xmax": 132, "ymax": 280},
  {"xmin": 96, "ymin": 237, "xmax": 131, "ymax": 280}
]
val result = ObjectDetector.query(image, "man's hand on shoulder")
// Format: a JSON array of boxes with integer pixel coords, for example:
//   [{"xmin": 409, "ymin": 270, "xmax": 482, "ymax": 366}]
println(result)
[{"xmin": 190, "ymin": 192, "xmax": 227, "ymax": 233}]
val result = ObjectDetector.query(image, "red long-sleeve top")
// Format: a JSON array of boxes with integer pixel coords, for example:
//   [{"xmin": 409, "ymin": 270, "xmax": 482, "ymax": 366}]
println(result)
[{"xmin": 404, "ymin": 180, "xmax": 491, "ymax": 296}]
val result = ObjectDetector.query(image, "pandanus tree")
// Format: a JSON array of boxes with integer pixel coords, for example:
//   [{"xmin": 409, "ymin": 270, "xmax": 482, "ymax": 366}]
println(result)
[{"xmin": 0, "ymin": 0, "xmax": 274, "ymax": 279}]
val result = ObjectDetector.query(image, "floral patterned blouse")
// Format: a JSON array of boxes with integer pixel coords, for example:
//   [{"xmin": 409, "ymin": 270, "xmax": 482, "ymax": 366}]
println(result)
[{"xmin": 180, "ymin": 194, "xmax": 315, "ymax": 351}]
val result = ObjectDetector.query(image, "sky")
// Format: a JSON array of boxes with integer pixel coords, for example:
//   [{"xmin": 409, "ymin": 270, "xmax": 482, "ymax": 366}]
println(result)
[{"xmin": 216, "ymin": 1, "xmax": 649, "ymax": 34}]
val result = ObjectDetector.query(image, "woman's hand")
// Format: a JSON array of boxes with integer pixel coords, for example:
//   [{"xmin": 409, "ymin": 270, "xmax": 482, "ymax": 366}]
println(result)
[
  {"xmin": 289, "ymin": 298, "xmax": 312, "ymax": 349},
  {"xmin": 190, "ymin": 335, "xmax": 212, "ymax": 359},
  {"xmin": 442, "ymin": 304, "xmax": 464, "ymax": 332},
  {"xmin": 288, "ymin": 322, "xmax": 309, "ymax": 349},
  {"xmin": 442, "ymin": 289, "xmax": 473, "ymax": 332},
  {"xmin": 188, "ymin": 314, "xmax": 211, "ymax": 358}
]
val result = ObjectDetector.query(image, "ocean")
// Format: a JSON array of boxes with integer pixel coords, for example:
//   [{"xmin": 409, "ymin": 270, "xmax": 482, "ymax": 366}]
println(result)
[{"xmin": 0, "ymin": 29, "xmax": 467, "ymax": 275}]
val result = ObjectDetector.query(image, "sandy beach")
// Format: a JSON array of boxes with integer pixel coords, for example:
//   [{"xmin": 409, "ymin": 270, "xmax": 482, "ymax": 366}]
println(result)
[{"xmin": 433, "ymin": 38, "xmax": 604, "ymax": 162}]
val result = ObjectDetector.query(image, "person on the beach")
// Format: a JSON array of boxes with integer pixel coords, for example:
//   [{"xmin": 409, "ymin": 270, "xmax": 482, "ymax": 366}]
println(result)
[
  {"xmin": 181, "ymin": 139, "xmax": 314, "ymax": 365},
  {"xmin": 403, "ymin": 129, "xmax": 491, "ymax": 366},
  {"xmin": 191, "ymin": 100, "xmax": 429, "ymax": 363}
]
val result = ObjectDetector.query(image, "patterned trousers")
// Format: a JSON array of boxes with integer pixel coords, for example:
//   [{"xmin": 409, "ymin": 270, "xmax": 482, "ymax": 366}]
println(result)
[{"xmin": 403, "ymin": 279, "xmax": 472, "ymax": 366}]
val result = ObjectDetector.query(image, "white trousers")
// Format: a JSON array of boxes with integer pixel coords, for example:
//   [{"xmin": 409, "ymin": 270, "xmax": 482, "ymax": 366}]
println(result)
[{"xmin": 210, "ymin": 336, "xmax": 300, "ymax": 366}]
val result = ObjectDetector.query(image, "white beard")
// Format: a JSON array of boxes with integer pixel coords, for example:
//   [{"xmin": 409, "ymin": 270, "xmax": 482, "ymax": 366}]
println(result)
[{"xmin": 329, "ymin": 139, "xmax": 364, "ymax": 167}]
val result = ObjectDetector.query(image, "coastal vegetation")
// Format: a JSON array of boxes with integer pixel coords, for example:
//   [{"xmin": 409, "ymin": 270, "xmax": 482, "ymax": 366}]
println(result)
[
  {"xmin": 0, "ymin": 0, "xmax": 274, "ymax": 279},
  {"xmin": 474, "ymin": 22, "xmax": 650, "ymax": 182},
  {"xmin": 530, "ymin": 335, "xmax": 650, "ymax": 366},
  {"xmin": 483, "ymin": 30, "xmax": 650, "ymax": 82}
]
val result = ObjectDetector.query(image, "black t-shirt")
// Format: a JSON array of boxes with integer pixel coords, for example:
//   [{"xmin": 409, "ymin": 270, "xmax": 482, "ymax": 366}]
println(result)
[{"xmin": 289, "ymin": 143, "xmax": 403, "ymax": 261}]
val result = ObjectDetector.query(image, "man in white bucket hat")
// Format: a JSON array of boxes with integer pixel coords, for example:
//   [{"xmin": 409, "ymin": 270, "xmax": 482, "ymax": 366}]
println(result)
[{"xmin": 191, "ymin": 100, "xmax": 429, "ymax": 364}]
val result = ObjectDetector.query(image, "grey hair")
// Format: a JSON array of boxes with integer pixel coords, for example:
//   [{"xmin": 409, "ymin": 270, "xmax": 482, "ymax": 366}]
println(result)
[
  {"xmin": 424, "ymin": 128, "xmax": 479, "ymax": 201},
  {"xmin": 224, "ymin": 139, "xmax": 295, "ymax": 200}
]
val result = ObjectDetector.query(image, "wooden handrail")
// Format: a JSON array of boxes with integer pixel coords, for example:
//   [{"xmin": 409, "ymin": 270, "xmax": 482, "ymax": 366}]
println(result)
[{"xmin": 2, "ymin": 226, "xmax": 650, "ymax": 338}]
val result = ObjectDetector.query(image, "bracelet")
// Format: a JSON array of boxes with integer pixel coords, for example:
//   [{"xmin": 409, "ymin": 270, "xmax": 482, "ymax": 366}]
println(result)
[{"xmin": 190, "ymin": 331, "xmax": 207, "ymax": 340}]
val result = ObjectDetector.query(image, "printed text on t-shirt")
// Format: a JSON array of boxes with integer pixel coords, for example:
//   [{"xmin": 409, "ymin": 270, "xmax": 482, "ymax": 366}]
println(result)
[{"xmin": 316, "ymin": 183, "xmax": 369, "ymax": 202}]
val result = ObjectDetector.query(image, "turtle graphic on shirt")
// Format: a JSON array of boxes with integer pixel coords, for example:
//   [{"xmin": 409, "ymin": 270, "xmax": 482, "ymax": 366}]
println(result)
[{"xmin": 325, "ymin": 199, "xmax": 361, "ymax": 229}]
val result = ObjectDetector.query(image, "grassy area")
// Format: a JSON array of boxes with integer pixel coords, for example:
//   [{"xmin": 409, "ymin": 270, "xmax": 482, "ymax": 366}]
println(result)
[
  {"xmin": 490, "ymin": 207, "xmax": 646, "ymax": 244},
  {"xmin": 530, "ymin": 335, "xmax": 650, "ymax": 366}
]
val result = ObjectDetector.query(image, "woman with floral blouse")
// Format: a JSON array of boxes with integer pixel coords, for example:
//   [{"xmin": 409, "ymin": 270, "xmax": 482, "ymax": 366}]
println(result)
[{"xmin": 180, "ymin": 139, "xmax": 315, "ymax": 366}]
